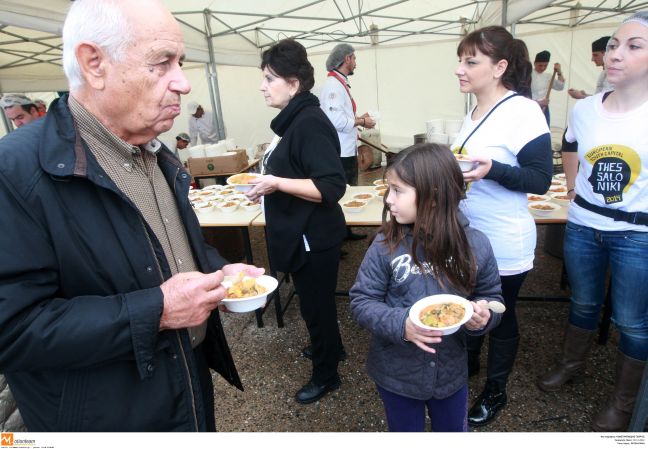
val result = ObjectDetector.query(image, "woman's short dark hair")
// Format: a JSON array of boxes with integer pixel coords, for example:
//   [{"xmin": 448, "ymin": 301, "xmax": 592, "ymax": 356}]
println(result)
[
  {"xmin": 457, "ymin": 26, "xmax": 532, "ymax": 98},
  {"xmin": 261, "ymin": 39, "xmax": 315, "ymax": 92}
]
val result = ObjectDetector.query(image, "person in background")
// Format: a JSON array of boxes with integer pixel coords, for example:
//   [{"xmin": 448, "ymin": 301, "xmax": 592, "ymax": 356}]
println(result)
[
  {"xmin": 246, "ymin": 38, "xmax": 347, "ymax": 405},
  {"xmin": 537, "ymin": 12, "xmax": 648, "ymax": 432},
  {"xmin": 34, "ymin": 99, "xmax": 47, "ymax": 116},
  {"xmin": 0, "ymin": 94, "xmax": 41, "ymax": 128},
  {"xmin": 350, "ymin": 144, "xmax": 502, "ymax": 432},
  {"xmin": 173, "ymin": 132, "xmax": 191, "ymax": 162},
  {"xmin": 568, "ymin": 36, "xmax": 613, "ymax": 99},
  {"xmin": 319, "ymin": 43, "xmax": 376, "ymax": 241},
  {"xmin": 0, "ymin": 0, "xmax": 263, "ymax": 431},
  {"xmin": 187, "ymin": 101, "xmax": 218, "ymax": 145},
  {"xmin": 531, "ymin": 50, "xmax": 565, "ymax": 125},
  {"xmin": 452, "ymin": 26, "xmax": 553, "ymax": 427}
]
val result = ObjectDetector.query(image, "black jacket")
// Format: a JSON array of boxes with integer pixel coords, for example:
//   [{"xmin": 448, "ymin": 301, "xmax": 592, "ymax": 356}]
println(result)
[
  {"xmin": 264, "ymin": 92, "xmax": 347, "ymax": 272},
  {"xmin": 0, "ymin": 95, "xmax": 241, "ymax": 431}
]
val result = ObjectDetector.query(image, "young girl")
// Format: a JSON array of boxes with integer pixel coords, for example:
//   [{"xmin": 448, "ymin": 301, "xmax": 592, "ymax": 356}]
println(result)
[{"xmin": 349, "ymin": 144, "xmax": 503, "ymax": 432}]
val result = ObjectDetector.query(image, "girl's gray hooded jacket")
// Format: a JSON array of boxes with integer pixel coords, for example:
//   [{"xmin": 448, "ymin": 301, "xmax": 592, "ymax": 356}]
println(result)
[{"xmin": 350, "ymin": 214, "xmax": 503, "ymax": 400}]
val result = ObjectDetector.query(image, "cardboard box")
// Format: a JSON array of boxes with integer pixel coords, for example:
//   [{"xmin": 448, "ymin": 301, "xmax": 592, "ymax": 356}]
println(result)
[{"xmin": 188, "ymin": 149, "xmax": 248, "ymax": 176}]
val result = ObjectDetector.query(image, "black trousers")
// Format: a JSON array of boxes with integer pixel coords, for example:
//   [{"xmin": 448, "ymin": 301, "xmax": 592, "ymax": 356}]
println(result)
[
  {"xmin": 291, "ymin": 244, "xmax": 344, "ymax": 385},
  {"xmin": 490, "ymin": 271, "xmax": 529, "ymax": 340},
  {"xmin": 341, "ymin": 155, "xmax": 358, "ymax": 186}
]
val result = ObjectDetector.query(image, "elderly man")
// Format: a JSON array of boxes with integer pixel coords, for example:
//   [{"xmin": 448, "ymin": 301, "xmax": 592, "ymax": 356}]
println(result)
[
  {"xmin": 531, "ymin": 50, "xmax": 565, "ymax": 125},
  {"xmin": 319, "ymin": 43, "xmax": 375, "ymax": 241},
  {"xmin": 0, "ymin": 94, "xmax": 41, "ymax": 128},
  {"xmin": 568, "ymin": 36, "xmax": 613, "ymax": 99},
  {"xmin": 0, "ymin": 0, "xmax": 262, "ymax": 432},
  {"xmin": 187, "ymin": 101, "xmax": 218, "ymax": 145}
]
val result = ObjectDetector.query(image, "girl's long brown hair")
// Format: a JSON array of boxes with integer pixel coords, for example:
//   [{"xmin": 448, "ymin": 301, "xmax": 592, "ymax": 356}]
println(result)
[{"xmin": 380, "ymin": 144, "xmax": 476, "ymax": 294}]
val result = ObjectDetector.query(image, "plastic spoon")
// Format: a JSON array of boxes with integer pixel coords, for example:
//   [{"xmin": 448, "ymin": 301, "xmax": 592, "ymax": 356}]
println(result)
[{"xmin": 484, "ymin": 301, "xmax": 506, "ymax": 313}]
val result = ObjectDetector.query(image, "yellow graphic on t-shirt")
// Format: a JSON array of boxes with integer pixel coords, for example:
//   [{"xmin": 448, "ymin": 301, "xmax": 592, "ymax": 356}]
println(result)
[{"xmin": 584, "ymin": 144, "xmax": 640, "ymax": 204}]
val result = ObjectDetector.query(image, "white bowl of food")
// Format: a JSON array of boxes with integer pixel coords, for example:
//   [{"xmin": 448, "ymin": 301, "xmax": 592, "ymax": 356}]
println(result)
[
  {"xmin": 196, "ymin": 189, "xmax": 215, "ymax": 198},
  {"xmin": 409, "ymin": 294, "xmax": 473, "ymax": 335},
  {"xmin": 193, "ymin": 201, "xmax": 215, "ymax": 214},
  {"xmin": 454, "ymin": 153, "xmax": 476, "ymax": 172},
  {"xmin": 226, "ymin": 173, "xmax": 261, "ymax": 192},
  {"xmin": 225, "ymin": 193, "xmax": 248, "ymax": 203},
  {"xmin": 553, "ymin": 173, "xmax": 566, "ymax": 180},
  {"xmin": 217, "ymin": 201, "xmax": 239, "ymax": 213},
  {"xmin": 219, "ymin": 188, "xmax": 236, "ymax": 196},
  {"xmin": 528, "ymin": 201, "xmax": 560, "ymax": 217},
  {"xmin": 550, "ymin": 192, "xmax": 571, "ymax": 206},
  {"xmin": 527, "ymin": 193, "xmax": 550, "ymax": 202},
  {"xmin": 341, "ymin": 199, "xmax": 368, "ymax": 214},
  {"xmin": 353, "ymin": 192, "xmax": 375, "ymax": 203},
  {"xmin": 373, "ymin": 179, "xmax": 387, "ymax": 186},
  {"xmin": 240, "ymin": 200, "xmax": 261, "ymax": 212},
  {"xmin": 548, "ymin": 185, "xmax": 568, "ymax": 194},
  {"xmin": 550, "ymin": 179, "xmax": 566, "ymax": 186},
  {"xmin": 373, "ymin": 184, "xmax": 388, "ymax": 198},
  {"xmin": 201, "ymin": 184, "xmax": 224, "ymax": 192},
  {"xmin": 221, "ymin": 274, "xmax": 278, "ymax": 313}
]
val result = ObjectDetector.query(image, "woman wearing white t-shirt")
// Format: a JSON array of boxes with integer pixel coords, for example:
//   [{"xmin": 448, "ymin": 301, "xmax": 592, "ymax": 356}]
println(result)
[
  {"xmin": 452, "ymin": 26, "xmax": 553, "ymax": 427},
  {"xmin": 537, "ymin": 12, "xmax": 648, "ymax": 432}
]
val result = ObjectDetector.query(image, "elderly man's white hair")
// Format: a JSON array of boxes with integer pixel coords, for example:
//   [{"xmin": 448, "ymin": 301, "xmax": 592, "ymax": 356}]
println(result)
[{"xmin": 62, "ymin": 0, "xmax": 136, "ymax": 91}]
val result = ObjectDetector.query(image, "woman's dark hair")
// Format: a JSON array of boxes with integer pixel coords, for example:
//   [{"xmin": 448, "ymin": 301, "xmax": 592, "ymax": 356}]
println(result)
[
  {"xmin": 457, "ymin": 26, "xmax": 532, "ymax": 98},
  {"xmin": 260, "ymin": 39, "xmax": 315, "ymax": 92},
  {"xmin": 380, "ymin": 143, "xmax": 477, "ymax": 295}
]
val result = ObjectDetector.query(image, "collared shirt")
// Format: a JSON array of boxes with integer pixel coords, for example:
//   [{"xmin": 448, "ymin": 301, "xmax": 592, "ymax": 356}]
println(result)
[
  {"xmin": 319, "ymin": 70, "xmax": 358, "ymax": 158},
  {"xmin": 531, "ymin": 70, "xmax": 565, "ymax": 101},
  {"xmin": 188, "ymin": 111, "xmax": 218, "ymax": 145},
  {"xmin": 596, "ymin": 70, "xmax": 613, "ymax": 94},
  {"xmin": 68, "ymin": 96, "xmax": 206, "ymax": 347}
]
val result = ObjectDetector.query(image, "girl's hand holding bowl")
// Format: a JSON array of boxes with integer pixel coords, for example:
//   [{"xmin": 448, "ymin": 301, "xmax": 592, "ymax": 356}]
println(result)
[
  {"xmin": 404, "ymin": 317, "xmax": 444, "ymax": 354},
  {"xmin": 464, "ymin": 299, "xmax": 492, "ymax": 331}
]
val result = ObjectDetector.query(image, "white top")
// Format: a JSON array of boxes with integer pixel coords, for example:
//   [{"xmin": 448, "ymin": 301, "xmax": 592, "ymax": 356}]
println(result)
[
  {"xmin": 565, "ymin": 93, "xmax": 648, "ymax": 232},
  {"xmin": 319, "ymin": 73, "xmax": 357, "ymax": 158},
  {"xmin": 188, "ymin": 110, "xmax": 218, "ymax": 145},
  {"xmin": 452, "ymin": 92, "xmax": 549, "ymax": 275},
  {"xmin": 531, "ymin": 70, "xmax": 565, "ymax": 101},
  {"xmin": 596, "ymin": 70, "xmax": 613, "ymax": 94}
]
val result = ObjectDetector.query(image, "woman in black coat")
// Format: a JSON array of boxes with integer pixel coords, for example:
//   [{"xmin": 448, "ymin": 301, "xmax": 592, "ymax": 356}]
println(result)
[{"xmin": 246, "ymin": 39, "xmax": 347, "ymax": 404}]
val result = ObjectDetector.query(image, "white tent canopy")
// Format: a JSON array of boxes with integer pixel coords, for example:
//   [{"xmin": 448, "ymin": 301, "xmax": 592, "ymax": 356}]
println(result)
[
  {"xmin": 1, "ymin": 0, "xmax": 642, "ymax": 92},
  {"xmin": 0, "ymin": 0, "xmax": 641, "ymax": 143}
]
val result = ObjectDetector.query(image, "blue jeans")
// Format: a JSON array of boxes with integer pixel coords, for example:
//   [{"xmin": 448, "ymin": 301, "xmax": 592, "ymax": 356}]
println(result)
[
  {"xmin": 376, "ymin": 384, "xmax": 468, "ymax": 432},
  {"xmin": 564, "ymin": 222, "xmax": 648, "ymax": 360}
]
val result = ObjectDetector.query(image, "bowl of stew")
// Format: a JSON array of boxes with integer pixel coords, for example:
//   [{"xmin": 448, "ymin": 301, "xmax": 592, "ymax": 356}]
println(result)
[{"xmin": 409, "ymin": 294, "xmax": 473, "ymax": 335}]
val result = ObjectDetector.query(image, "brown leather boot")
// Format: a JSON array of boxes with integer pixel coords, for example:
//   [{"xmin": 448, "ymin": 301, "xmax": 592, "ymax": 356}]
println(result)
[
  {"xmin": 537, "ymin": 324, "xmax": 595, "ymax": 392},
  {"xmin": 591, "ymin": 351, "xmax": 645, "ymax": 432}
]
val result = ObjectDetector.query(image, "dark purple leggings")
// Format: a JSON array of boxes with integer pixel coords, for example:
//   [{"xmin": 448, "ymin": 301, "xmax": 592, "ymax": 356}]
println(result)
[{"xmin": 376, "ymin": 384, "xmax": 468, "ymax": 432}]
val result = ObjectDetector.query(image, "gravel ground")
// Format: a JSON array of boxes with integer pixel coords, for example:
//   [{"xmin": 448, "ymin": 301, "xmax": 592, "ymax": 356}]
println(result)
[{"xmin": 208, "ymin": 168, "xmax": 622, "ymax": 433}]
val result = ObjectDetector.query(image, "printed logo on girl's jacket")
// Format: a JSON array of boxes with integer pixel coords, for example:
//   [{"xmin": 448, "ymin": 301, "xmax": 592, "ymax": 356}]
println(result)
[
  {"xmin": 391, "ymin": 254, "xmax": 437, "ymax": 282},
  {"xmin": 585, "ymin": 144, "xmax": 641, "ymax": 204}
]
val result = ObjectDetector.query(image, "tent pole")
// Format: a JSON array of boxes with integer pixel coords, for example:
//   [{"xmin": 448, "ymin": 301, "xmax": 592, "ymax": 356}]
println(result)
[
  {"xmin": 0, "ymin": 94, "xmax": 12, "ymax": 134},
  {"xmin": 501, "ymin": 0, "xmax": 508, "ymax": 26},
  {"xmin": 203, "ymin": 9, "xmax": 226, "ymax": 140}
]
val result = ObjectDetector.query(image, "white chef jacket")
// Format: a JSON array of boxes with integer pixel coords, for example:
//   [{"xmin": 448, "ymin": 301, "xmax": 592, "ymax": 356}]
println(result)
[
  {"xmin": 531, "ymin": 70, "xmax": 565, "ymax": 101},
  {"xmin": 319, "ymin": 72, "xmax": 358, "ymax": 158},
  {"xmin": 188, "ymin": 110, "xmax": 218, "ymax": 145}
]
